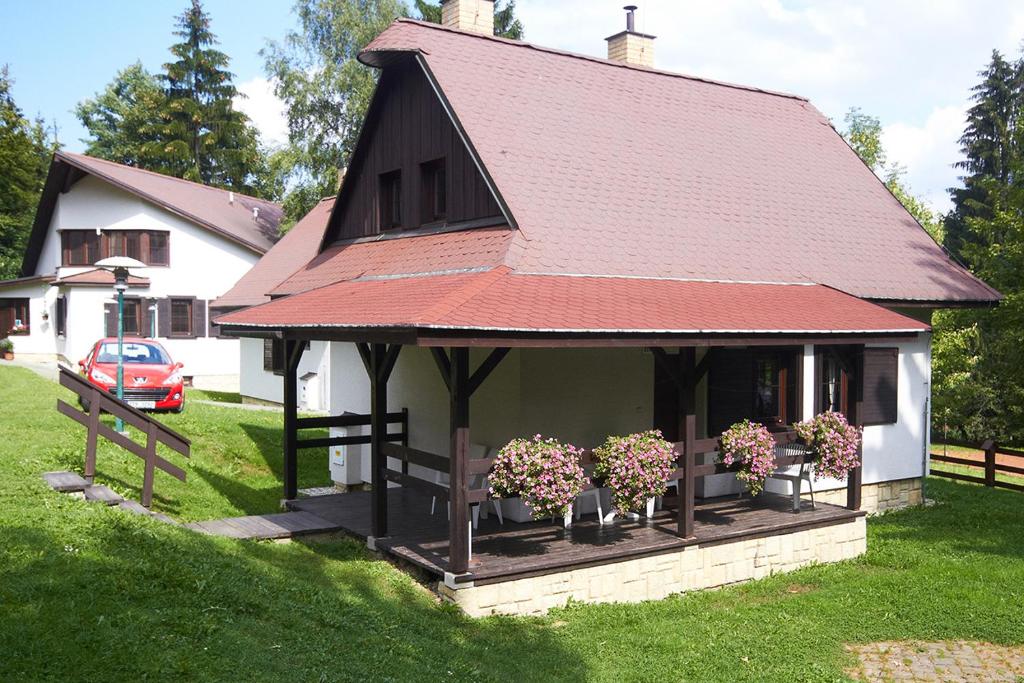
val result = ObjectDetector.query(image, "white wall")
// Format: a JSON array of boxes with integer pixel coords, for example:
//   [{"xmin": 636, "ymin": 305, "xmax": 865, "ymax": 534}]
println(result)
[
  {"xmin": 1, "ymin": 280, "xmax": 57, "ymax": 357},
  {"xmin": 239, "ymin": 338, "xmax": 331, "ymax": 411},
  {"xmin": 18, "ymin": 174, "xmax": 262, "ymax": 383}
]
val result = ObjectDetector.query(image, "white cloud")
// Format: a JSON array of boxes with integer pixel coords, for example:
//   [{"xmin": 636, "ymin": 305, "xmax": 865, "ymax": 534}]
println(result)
[
  {"xmin": 883, "ymin": 104, "xmax": 968, "ymax": 212},
  {"xmin": 234, "ymin": 77, "xmax": 288, "ymax": 148}
]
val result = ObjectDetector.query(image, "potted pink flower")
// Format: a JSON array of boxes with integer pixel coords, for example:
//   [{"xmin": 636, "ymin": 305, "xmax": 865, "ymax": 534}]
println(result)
[
  {"xmin": 719, "ymin": 420, "xmax": 777, "ymax": 495},
  {"xmin": 795, "ymin": 411, "xmax": 862, "ymax": 480},
  {"xmin": 489, "ymin": 435, "xmax": 586, "ymax": 525},
  {"xmin": 592, "ymin": 430, "xmax": 675, "ymax": 518}
]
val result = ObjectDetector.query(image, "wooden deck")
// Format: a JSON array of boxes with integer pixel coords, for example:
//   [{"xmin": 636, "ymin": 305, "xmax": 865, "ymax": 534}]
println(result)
[{"xmin": 289, "ymin": 489, "xmax": 863, "ymax": 585}]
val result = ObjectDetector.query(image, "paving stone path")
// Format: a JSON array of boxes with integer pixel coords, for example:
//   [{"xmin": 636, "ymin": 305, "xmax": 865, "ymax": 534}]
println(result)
[{"xmin": 846, "ymin": 640, "xmax": 1024, "ymax": 682}]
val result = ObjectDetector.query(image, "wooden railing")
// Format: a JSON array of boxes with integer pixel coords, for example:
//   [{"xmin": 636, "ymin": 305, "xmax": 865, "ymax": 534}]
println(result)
[
  {"xmin": 56, "ymin": 367, "xmax": 191, "ymax": 507},
  {"xmin": 381, "ymin": 429, "xmax": 822, "ymax": 535},
  {"xmin": 295, "ymin": 409, "xmax": 407, "ymax": 451},
  {"xmin": 931, "ymin": 438, "xmax": 1024, "ymax": 493}
]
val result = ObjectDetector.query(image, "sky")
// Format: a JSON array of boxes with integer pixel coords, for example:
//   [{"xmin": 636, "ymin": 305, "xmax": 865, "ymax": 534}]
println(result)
[{"xmin": 4, "ymin": 0, "xmax": 1024, "ymax": 212}]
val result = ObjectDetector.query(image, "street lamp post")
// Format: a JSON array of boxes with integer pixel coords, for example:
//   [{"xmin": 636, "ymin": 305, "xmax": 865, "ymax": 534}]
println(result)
[{"xmin": 95, "ymin": 256, "xmax": 146, "ymax": 433}]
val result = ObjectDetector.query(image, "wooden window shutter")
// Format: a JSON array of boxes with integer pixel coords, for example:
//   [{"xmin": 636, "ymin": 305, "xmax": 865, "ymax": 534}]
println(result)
[
  {"xmin": 208, "ymin": 306, "xmax": 224, "ymax": 338},
  {"xmin": 861, "ymin": 347, "xmax": 899, "ymax": 426},
  {"xmin": 103, "ymin": 303, "xmax": 117, "ymax": 337},
  {"xmin": 156, "ymin": 299, "xmax": 171, "ymax": 338},
  {"xmin": 192, "ymin": 299, "xmax": 207, "ymax": 338},
  {"xmin": 263, "ymin": 339, "xmax": 276, "ymax": 372},
  {"xmin": 139, "ymin": 298, "xmax": 155, "ymax": 338}
]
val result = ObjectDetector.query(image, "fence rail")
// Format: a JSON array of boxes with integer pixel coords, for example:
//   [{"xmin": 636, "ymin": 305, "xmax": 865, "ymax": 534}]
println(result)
[
  {"xmin": 931, "ymin": 438, "xmax": 1024, "ymax": 493},
  {"xmin": 56, "ymin": 367, "xmax": 191, "ymax": 507}
]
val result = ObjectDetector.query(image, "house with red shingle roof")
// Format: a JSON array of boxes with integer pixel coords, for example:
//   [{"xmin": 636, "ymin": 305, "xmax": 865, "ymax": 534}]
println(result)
[
  {"xmin": 0, "ymin": 150, "xmax": 281, "ymax": 389},
  {"xmin": 216, "ymin": 2, "xmax": 998, "ymax": 616}
]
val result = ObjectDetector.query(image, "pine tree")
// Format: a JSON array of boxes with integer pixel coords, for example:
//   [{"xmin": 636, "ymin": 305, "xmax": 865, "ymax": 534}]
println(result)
[
  {"xmin": 0, "ymin": 65, "xmax": 56, "ymax": 280},
  {"xmin": 944, "ymin": 50, "xmax": 1021, "ymax": 262},
  {"xmin": 151, "ymin": 0, "xmax": 267, "ymax": 194}
]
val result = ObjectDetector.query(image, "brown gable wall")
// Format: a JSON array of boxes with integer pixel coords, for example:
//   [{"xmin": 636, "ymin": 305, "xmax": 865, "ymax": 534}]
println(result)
[{"xmin": 328, "ymin": 59, "xmax": 502, "ymax": 242}]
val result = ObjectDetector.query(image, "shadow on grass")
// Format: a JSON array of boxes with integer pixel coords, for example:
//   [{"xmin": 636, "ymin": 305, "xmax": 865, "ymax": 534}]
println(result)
[{"xmin": 0, "ymin": 514, "xmax": 588, "ymax": 681}]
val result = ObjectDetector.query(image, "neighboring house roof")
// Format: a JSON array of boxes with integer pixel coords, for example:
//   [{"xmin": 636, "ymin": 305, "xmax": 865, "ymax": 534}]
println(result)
[
  {"xmin": 219, "ymin": 267, "xmax": 929, "ymax": 335},
  {"xmin": 220, "ymin": 19, "xmax": 995, "ymax": 340},
  {"xmin": 212, "ymin": 197, "xmax": 335, "ymax": 310},
  {"xmin": 20, "ymin": 151, "xmax": 282, "ymax": 278},
  {"xmin": 0, "ymin": 274, "xmax": 54, "ymax": 291},
  {"xmin": 53, "ymin": 269, "xmax": 150, "ymax": 287}
]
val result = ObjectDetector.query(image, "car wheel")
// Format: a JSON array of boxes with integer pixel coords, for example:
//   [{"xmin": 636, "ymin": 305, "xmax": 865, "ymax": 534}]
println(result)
[{"xmin": 173, "ymin": 402, "xmax": 185, "ymax": 414}]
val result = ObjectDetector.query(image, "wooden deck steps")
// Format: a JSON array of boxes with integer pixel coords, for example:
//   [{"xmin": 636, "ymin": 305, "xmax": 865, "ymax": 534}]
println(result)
[
  {"xmin": 42, "ymin": 471, "xmax": 89, "ymax": 492},
  {"xmin": 184, "ymin": 512, "xmax": 341, "ymax": 540},
  {"xmin": 117, "ymin": 500, "xmax": 180, "ymax": 525}
]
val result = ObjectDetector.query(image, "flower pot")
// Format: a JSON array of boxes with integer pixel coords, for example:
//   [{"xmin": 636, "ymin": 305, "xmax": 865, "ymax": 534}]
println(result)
[
  {"xmin": 562, "ymin": 503, "xmax": 573, "ymax": 529},
  {"xmin": 2, "ymin": 352, "xmax": 12, "ymax": 361},
  {"xmin": 645, "ymin": 497, "xmax": 656, "ymax": 518}
]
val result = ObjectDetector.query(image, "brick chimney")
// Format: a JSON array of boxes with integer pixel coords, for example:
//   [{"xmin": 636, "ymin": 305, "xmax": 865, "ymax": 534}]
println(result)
[
  {"xmin": 606, "ymin": 5, "xmax": 655, "ymax": 67},
  {"xmin": 440, "ymin": 0, "xmax": 495, "ymax": 36}
]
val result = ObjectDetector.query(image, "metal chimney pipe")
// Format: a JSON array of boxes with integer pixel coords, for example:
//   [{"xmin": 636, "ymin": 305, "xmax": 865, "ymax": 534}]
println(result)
[{"xmin": 624, "ymin": 5, "xmax": 637, "ymax": 32}]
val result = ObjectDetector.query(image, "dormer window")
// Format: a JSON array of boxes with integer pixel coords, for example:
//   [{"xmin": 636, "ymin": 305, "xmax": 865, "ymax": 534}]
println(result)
[
  {"xmin": 421, "ymin": 158, "xmax": 447, "ymax": 223},
  {"xmin": 379, "ymin": 169, "xmax": 402, "ymax": 231}
]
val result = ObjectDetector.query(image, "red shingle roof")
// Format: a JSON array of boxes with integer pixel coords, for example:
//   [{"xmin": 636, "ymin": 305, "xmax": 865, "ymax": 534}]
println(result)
[
  {"xmin": 54, "ymin": 269, "xmax": 150, "ymax": 286},
  {"xmin": 359, "ymin": 20, "xmax": 997, "ymax": 304},
  {"xmin": 213, "ymin": 198, "xmax": 335, "ymax": 309},
  {"xmin": 218, "ymin": 267, "xmax": 928, "ymax": 335}
]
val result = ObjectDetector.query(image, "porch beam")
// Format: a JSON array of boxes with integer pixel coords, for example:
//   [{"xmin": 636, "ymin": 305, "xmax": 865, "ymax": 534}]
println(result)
[
  {"xmin": 378, "ymin": 343, "xmax": 402, "ymax": 383},
  {"xmin": 449, "ymin": 347, "xmax": 471, "ymax": 574},
  {"xmin": 282, "ymin": 339, "xmax": 304, "ymax": 501},
  {"xmin": 650, "ymin": 347, "xmax": 683, "ymax": 388},
  {"xmin": 356, "ymin": 342, "xmax": 372, "ymax": 376},
  {"xmin": 467, "ymin": 347, "xmax": 510, "ymax": 397},
  {"xmin": 847, "ymin": 396, "xmax": 865, "ymax": 510},
  {"xmin": 677, "ymin": 348, "xmax": 697, "ymax": 539}
]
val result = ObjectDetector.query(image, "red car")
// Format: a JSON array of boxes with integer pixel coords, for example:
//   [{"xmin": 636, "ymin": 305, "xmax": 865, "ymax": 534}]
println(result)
[{"xmin": 79, "ymin": 337, "xmax": 185, "ymax": 412}]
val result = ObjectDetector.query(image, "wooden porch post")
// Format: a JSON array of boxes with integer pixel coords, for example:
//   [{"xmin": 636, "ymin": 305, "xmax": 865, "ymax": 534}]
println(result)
[
  {"xmin": 282, "ymin": 339, "xmax": 303, "ymax": 501},
  {"xmin": 847, "ymin": 347, "xmax": 865, "ymax": 510},
  {"xmin": 369, "ymin": 344, "xmax": 390, "ymax": 537},
  {"xmin": 678, "ymin": 348, "xmax": 697, "ymax": 539},
  {"xmin": 449, "ymin": 347, "xmax": 471, "ymax": 574}
]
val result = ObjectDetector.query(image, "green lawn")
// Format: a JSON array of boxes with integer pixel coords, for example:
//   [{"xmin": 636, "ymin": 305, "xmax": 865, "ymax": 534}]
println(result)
[{"xmin": 1, "ymin": 364, "xmax": 1023, "ymax": 681}]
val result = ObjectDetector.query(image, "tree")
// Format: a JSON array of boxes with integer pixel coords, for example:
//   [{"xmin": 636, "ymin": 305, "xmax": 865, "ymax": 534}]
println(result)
[
  {"xmin": 263, "ymin": 0, "xmax": 409, "ymax": 224},
  {"xmin": 0, "ymin": 66, "xmax": 56, "ymax": 280},
  {"xmin": 75, "ymin": 63, "xmax": 165, "ymax": 168},
  {"xmin": 149, "ymin": 0, "xmax": 269, "ymax": 195},
  {"xmin": 413, "ymin": 0, "xmax": 525, "ymax": 39},
  {"xmin": 840, "ymin": 107, "xmax": 942, "ymax": 242}
]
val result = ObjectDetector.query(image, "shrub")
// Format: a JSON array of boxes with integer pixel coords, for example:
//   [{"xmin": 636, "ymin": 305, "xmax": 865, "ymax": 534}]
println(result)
[
  {"xmin": 794, "ymin": 411, "xmax": 862, "ymax": 480},
  {"xmin": 489, "ymin": 435, "xmax": 586, "ymax": 519},
  {"xmin": 0, "ymin": 338, "xmax": 12, "ymax": 354},
  {"xmin": 719, "ymin": 420, "xmax": 776, "ymax": 496},
  {"xmin": 592, "ymin": 430, "xmax": 675, "ymax": 515}
]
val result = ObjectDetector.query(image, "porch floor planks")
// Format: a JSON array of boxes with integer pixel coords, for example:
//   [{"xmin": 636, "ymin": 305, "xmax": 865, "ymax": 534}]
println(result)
[
  {"xmin": 287, "ymin": 488, "xmax": 863, "ymax": 584},
  {"xmin": 185, "ymin": 511, "xmax": 342, "ymax": 540}
]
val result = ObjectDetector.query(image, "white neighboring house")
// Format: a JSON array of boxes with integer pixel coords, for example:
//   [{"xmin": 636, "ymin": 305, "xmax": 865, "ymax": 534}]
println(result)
[
  {"xmin": 0, "ymin": 151, "xmax": 281, "ymax": 389},
  {"xmin": 211, "ymin": 197, "xmax": 335, "ymax": 410}
]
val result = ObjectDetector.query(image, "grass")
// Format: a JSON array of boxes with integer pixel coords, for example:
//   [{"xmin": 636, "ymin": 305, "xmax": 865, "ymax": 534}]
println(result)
[
  {"xmin": 189, "ymin": 388, "xmax": 244, "ymax": 405},
  {"xmin": 1, "ymin": 364, "xmax": 1023, "ymax": 681}
]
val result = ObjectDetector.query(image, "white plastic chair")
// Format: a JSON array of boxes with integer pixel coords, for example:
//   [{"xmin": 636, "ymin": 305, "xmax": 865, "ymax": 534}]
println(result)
[
  {"xmin": 768, "ymin": 443, "xmax": 815, "ymax": 511},
  {"xmin": 430, "ymin": 443, "xmax": 503, "ymax": 529}
]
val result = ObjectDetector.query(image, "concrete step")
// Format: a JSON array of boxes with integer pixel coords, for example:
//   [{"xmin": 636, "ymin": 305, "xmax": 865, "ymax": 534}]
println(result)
[
  {"xmin": 42, "ymin": 471, "xmax": 89, "ymax": 492},
  {"xmin": 83, "ymin": 484, "xmax": 124, "ymax": 506}
]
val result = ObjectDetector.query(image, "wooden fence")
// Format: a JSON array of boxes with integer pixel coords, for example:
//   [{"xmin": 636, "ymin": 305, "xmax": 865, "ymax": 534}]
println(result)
[
  {"xmin": 56, "ymin": 367, "xmax": 191, "ymax": 507},
  {"xmin": 931, "ymin": 438, "xmax": 1024, "ymax": 493}
]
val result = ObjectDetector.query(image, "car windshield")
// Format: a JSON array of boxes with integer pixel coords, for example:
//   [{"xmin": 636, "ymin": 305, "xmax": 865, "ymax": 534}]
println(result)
[{"xmin": 96, "ymin": 342, "xmax": 170, "ymax": 365}]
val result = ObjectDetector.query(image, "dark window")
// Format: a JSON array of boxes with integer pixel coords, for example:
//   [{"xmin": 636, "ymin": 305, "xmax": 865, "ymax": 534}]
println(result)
[
  {"xmin": 818, "ymin": 353, "xmax": 849, "ymax": 415},
  {"xmin": 170, "ymin": 298, "xmax": 193, "ymax": 337},
  {"xmin": 754, "ymin": 355, "xmax": 781, "ymax": 421},
  {"xmin": 264, "ymin": 338, "xmax": 285, "ymax": 375},
  {"xmin": 861, "ymin": 347, "xmax": 899, "ymax": 426},
  {"xmin": 0, "ymin": 298, "xmax": 30, "ymax": 335},
  {"xmin": 55, "ymin": 296, "xmax": 67, "ymax": 337},
  {"xmin": 421, "ymin": 158, "xmax": 447, "ymax": 223},
  {"xmin": 121, "ymin": 299, "xmax": 142, "ymax": 336},
  {"xmin": 379, "ymin": 169, "xmax": 402, "ymax": 231},
  {"xmin": 147, "ymin": 232, "xmax": 170, "ymax": 266},
  {"xmin": 708, "ymin": 348, "xmax": 799, "ymax": 435},
  {"xmin": 61, "ymin": 230, "xmax": 102, "ymax": 266},
  {"xmin": 61, "ymin": 230, "xmax": 169, "ymax": 266}
]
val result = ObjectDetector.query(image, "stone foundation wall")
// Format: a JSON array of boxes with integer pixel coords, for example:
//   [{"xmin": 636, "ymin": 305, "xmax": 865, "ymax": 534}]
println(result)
[
  {"xmin": 439, "ymin": 516, "xmax": 866, "ymax": 617},
  {"xmin": 808, "ymin": 477, "xmax": 923, "ymax": 514}
]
